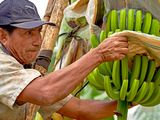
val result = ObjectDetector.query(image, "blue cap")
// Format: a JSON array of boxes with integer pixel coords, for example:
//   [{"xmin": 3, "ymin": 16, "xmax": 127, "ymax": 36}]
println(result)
[{"xmin": 0, "ymin": 0, "xmax": 55, "ymax": 29}]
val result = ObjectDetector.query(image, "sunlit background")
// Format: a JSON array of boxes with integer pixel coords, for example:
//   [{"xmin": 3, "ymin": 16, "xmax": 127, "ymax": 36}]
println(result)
[{"xmin": 30, "ymin": 0, "xmax": 49, "ymax": 18}]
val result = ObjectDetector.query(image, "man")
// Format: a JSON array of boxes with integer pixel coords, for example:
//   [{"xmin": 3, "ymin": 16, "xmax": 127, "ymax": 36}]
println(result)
[{"xmin": 0, "ymin": 0, "xmax": 129, "ymax": 119}]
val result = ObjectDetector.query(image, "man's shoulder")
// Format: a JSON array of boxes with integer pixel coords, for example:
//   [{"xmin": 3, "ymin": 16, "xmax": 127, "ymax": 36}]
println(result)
[
  {"xmin": 0, "ymin": 50, "xmax": 21, "ymax": 64},
  {"xmin": 0, "ymin": 47, "xmax": 24, "ymax": 70}
]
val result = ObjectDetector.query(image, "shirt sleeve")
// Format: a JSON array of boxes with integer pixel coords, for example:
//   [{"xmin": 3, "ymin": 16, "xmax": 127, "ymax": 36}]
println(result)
[
  {"xmin": 38, "ymin": 94, "xmax": 73, "ymax": 119},
  {"xmin": 0, "ymin": 52, "xmax": 41, "ymax": 109}
]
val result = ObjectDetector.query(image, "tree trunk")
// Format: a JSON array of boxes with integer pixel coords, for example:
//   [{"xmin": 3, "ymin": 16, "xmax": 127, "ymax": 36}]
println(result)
[{"xmin": 41, "ymin": 0, "xmax": 69, "ymax": 51}]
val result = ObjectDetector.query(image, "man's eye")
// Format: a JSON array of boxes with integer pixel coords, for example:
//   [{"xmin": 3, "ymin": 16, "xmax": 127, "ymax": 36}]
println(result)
[{"xmin": 26, "ymin": 31, "xmax": 32, "ymax": 35}]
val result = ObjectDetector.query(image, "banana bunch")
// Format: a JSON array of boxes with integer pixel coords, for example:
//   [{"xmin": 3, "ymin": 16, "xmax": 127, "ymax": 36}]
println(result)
[
  {"xmin": 103, "ymin": 54, "xmax": 160, "ymax": 106},
  {"xmin": 88, "ymin": 8, "xmax": 160, "ymax": 97},
  {"xmin": 88, "ymin": 54, "xmax": 160, "ymax": 120},
  {"xmin": 87, "ymin": 8, "xmax": 160, "ymax": 120},
  {"xmin": 102, "ymin": 9, "xmax": 160, "ymax": 106}
]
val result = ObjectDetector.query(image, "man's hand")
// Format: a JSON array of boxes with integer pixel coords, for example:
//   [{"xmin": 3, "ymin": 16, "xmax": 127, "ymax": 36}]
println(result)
[{"xmin": 95, "ymin": 36, "xmax": 128, "ymax": 63}]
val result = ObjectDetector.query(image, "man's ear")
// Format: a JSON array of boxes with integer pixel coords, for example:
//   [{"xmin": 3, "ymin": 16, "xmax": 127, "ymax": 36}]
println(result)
[{"xmin": 0, "ymin": 28, "xmax": 8, "ymax": 44}]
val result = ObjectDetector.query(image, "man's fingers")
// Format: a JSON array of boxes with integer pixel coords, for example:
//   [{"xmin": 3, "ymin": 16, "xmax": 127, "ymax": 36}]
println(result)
[
  {"xmin": 100, "ymin": 45, "xmax": 128, "ymax": 53},
  {"xmin": 118, "ymin": 54, "xmax": 126, "ymax": 60},
  {"xmin": 115, "ymin": 48, "xmax": 129, "ymax": 54},
  {"xmin": 111, "ymin": 36, "xmax": 128, "ymax": 42},
  {"xmin": 103, "ymin": 36, "xmax": 128, "ymax": 43},
  {"xmin": 107, "ymin": 53, "xmax": 126, "ymax": 61},
  {"xmin": 112, "ymin": 36, "xmax": 128, "ymax": 42},
  {"xmin": 98, "ymin": 36, "xmax": 129, "ymax": 62},
  {"xmin": 113, "ymin": 41, "xmax": 128, "ymax": 47}
]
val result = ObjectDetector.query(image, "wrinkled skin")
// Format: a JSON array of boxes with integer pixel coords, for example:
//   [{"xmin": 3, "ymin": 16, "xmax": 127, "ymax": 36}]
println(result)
[{"xmin": 96, "ymin": 36, "xmax": 128, "ymax": 62}]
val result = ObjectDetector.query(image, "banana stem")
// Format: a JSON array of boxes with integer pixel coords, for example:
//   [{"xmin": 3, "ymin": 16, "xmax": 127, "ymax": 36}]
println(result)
[{"xmin": 116, "ymin": 100, "xmax": 128, "ymax": 120}]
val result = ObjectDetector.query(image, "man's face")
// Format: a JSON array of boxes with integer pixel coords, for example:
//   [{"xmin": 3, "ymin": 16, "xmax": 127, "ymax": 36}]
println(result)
[{"xmin": 4, "ymin": 27, "xmax": 42, "ymax": 64}]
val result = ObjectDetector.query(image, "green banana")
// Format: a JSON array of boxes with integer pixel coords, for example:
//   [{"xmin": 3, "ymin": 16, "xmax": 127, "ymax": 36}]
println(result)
[
  {"xmin": 97, "ymin": 58, "xmax": 112, "ymax": 76},
  {"xmin": 111, "ymin": 10, "xmax": 118, "ymax": 32},
  {"xmin": 135, "ymin": 10, "xmax": 142, "ymax": 31},
  {"xmin": 119, "ymin": 9, "xmax": 126, "ymax": 30},
  {"xmin": 100, "ymin": 30, "xmax": 107, "ymax": 43},
  {"xmin": 140, "ymin": 82, "xmax": 155, "ymax": 103},
  {"xmin": 127, "ymin": 79, "xmax": 139, "ymax": 102},
  {"xmin": 133, "ymin": 82, "xmax": 148, "ymax": 103},
  {"xmin": 87, "ymin": 72, "xmax": 104, "ymax": 90},
  {"xmin": 90, "ymin": 33, "xmax": 99, "ymax": 48},
  {"xmin": 153, "ymin": 67, "xmax": 160, "ymax": 86},
  {"xmin": 127, "ymin": 9, "xmax": 135, "ymax": 30},
  {"xmin": 108, "ymin": 61, "xmax": 113, "ymax": 73},
  {"xmin": 145, "ymin": 60, "xmax": 156, "ymax": 82},
  {"xmin": 130, "ymin": 55, "xmax": 141, "ymax": 88},
  {"xmin": 139, "ymin": 55, "xmax": 149, "ymax": 86},
  {"xmin": 105, "ymin": 62, "xmax": 112, "ymax": 76},
  {"xmin": 98, "ymin": 63, "xmax": 110, "ymax": 76},
  {"xmin": 121, "ymin": 57, "xmax": 128, "ymax": 80},
  {"xmin": 108, "ymin": 31, "xmax": 114, "ymax": 37},
  {"xmin": 104, "ymin": 76, "xmax": 120, "ymax": 100},
  {"xmin": 141, "ymin": 86, "xmax": 160, "ymax": 106},
  {"xmin": 120, "ymin": 80, "xmax": 128, "ymax": 101},
  {"xmin": 115, "ymin": 29, "xmax": 121, "ymax": 33},
  {"xmin": 105, "ymin": 11, "xmax": 111, "ymax": 36},
  {"xmin": 93, "ymin": 68, "xmax": 105, "ymax": 86},
  {"xmin": 150, "ymin": 19, "xmax": 160, "ymax": 36},
  {"xmin": 120, "ymin": 57, "xmax": 129, "ymax": 101},
  {"xmin": 142, "ymin": 12, "xmax": 152, "ymax": 34},
  {"xmin": 159, "ymin": 22, "xmax": 160, "ymax": 37},
  {"xmin": 112, "ymin": 60, "xmax": 121, "ymax": 90}
]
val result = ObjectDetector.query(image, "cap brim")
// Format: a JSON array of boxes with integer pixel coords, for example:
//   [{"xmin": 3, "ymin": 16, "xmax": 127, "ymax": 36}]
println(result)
[{"xmin": 10, "ymin": 20, "xmax": 56, "ymax": 29}]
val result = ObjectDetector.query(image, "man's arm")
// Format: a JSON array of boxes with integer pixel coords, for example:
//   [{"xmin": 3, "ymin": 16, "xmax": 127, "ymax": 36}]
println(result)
[
  {"xmin": 58, "ymin": 97, "xmax": 117, "ymax": 120},
  {"xmin": 17, "ymin": 48, "xmax": 100, "ymax": 105},
  {"xmin": 17, "ymin": 36, "xmax": 128, "ymax": 106}
]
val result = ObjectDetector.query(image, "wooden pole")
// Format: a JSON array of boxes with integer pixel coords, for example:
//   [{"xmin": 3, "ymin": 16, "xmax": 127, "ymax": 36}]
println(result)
[
  {"xmin": 41, "ymin": 0, "xmax": 69, "ymax": 51},
  {"xmin": 41, "ymin": 0, "xmax": 56, "ymax": 39}
]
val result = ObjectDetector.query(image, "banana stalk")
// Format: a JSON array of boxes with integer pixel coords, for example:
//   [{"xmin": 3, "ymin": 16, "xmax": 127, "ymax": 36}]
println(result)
[
  {"xmin": 116, "ymin": 57, "xmax": 129, "ymax": 120},
  {"xmin": 116, "ymin": 100, "xmax": 128, "ymax": 120}
]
